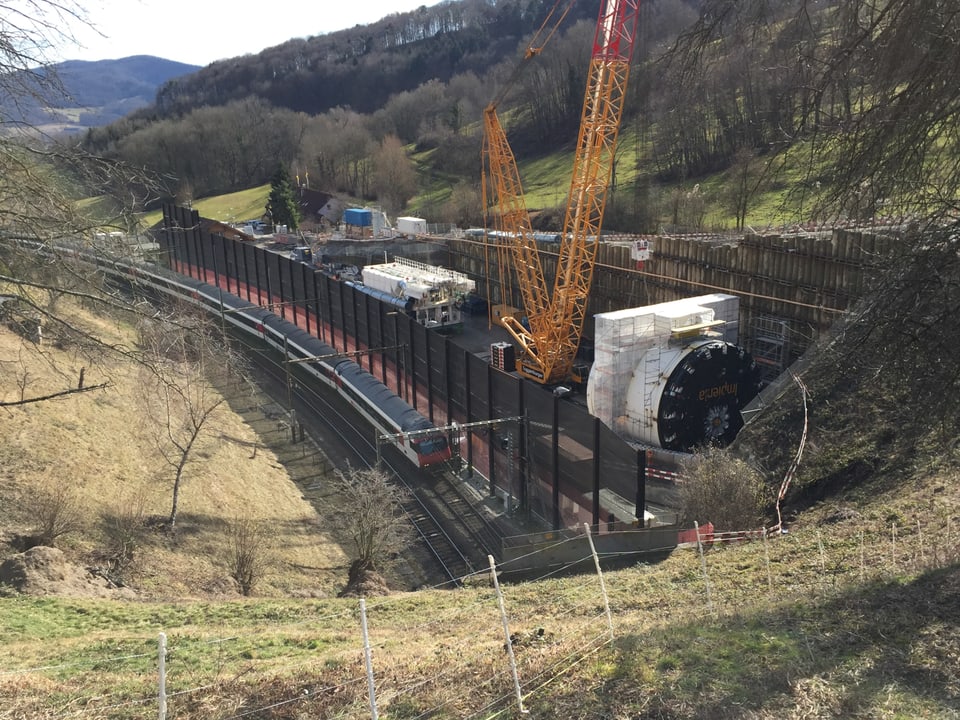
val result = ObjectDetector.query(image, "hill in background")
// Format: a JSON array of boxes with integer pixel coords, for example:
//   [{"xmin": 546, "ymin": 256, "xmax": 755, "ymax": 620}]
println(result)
[{"xmin": 11, "ymin": 55, "xmax": 200, "ymax": 133}]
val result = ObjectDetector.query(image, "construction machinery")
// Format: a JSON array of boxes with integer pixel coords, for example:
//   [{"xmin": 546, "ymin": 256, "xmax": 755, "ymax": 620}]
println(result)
[{"xmin": 482, "ymin": 0, "xmax": 641, "ymax": 385}]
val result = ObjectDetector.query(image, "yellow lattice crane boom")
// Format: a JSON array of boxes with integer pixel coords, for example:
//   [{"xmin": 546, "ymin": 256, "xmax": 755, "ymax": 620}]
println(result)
[
  {"xmin": 483, "ymin": 0, "xmax": 641, "ymax": 385},
  {"xmin": 482, "ymin": 108, "xmax": 551, "ymax": 353}
]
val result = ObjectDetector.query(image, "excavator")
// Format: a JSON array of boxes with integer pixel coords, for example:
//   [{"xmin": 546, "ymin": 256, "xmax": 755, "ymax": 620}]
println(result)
[{"xmin": 482, "ymin": 0, "xmax": 641, "ymax": 386}]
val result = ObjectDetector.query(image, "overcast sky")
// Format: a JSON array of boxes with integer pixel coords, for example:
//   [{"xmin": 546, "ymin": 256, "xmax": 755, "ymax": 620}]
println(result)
[{"xmin": 59, "ymin": 0, "xmax": 442, "ymax": 66}]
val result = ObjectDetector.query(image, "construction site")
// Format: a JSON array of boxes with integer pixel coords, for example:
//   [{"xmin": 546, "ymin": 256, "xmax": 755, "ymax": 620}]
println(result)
[{"xmin": 155, "ymin": 0, "xmax": 907, "ymax": 572}]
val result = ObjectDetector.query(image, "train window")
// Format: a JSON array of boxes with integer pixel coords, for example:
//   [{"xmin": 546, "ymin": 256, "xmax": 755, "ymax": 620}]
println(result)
[
  {"xmin": 414, "ymin": 435, "xmax": 448, "ymax": 455},
  {"xmin": 350, "ymin": 386, "xmax": 368, "ymax": 408}
]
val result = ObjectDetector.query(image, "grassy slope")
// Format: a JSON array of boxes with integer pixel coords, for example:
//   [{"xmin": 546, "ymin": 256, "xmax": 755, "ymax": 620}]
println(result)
[
  {"xmin": 138, "ymin": 184, "xmax": 270, "ymax": 229},
  {"xmin": 138, "ymin": 121, "xmax": 800, "ymax": 232},
  {"xmin": 0, "ymin": 302, "xmax": 958, "ymax": 717},
  {"xmin": 1, "ymin": 471, "xmax": 956, "ymax": 718},
  {"xmin": 406, "ymin": 118, "xmax": 817, "ymax": 232},
  {"xmin": 0, "ymin": 302, "xmax": 358, "ymax": 600}
]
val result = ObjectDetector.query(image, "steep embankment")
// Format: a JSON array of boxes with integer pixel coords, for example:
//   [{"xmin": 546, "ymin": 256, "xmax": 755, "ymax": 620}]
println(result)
[
  {"xmin": 0, "ymin": 298, "xmax": 372, "ymax": 600},
  {"xmin": 735, "ymin": 227, "xmax": 960, "ymax": 514}
]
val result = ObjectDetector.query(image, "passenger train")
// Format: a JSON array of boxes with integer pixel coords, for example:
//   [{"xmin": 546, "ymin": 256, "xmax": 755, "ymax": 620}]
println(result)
[{"xmin": 119, "ymin": 262, "xmax": 452, "ymax": 468}]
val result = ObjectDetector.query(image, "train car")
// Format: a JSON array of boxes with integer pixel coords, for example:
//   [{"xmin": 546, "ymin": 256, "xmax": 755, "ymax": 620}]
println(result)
[
  {"xmin": 333, "ymin": 360, "xmax": 451, "ymax": 466},
  {"xmin": 255, "ymin": 309, "xmax": 451, "ymax": 468},
  {"xmin": 117, "ymin": 262, "xmax": 451, "ymax": 468}
]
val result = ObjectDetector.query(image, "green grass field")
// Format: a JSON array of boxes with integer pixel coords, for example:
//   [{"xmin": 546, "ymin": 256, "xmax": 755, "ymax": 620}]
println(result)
[
  {"xmin": 138, "ymin": 184, "xmax": 270, "ymax": 229},
  {"xmin": 2, "ymin": 487, "xmax": 956, "ymax": 718}
]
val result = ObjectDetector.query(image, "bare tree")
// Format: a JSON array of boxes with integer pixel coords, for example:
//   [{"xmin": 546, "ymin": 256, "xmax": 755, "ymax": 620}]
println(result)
[
  {"xmin": 441, "ymin": 180, "xmax": 483, "ymax": 228},
  {"xmin": 680, "ymin": 445, "xmax": 766, "ymax": 532},
  {"xmin": 371, "ymin": 134, "xmax": 417, "ymax": 215},
  {"xmin": 23, "ymin": 478, "xmax": 84, "ymax": 549},
  {"xmin": 97, "ymin": 486, "xmax": 147, "ymax": 583},
  {"xmin": 332, "ymin": 464, "xmax": 412, "ymax": 579},
  {"xmin": 0, "ymin": 1, "xmax": 86, "ymax": 119},
  {"xmin": 667, "ymin": 0, "xmax": 960, "ymax": 490},
  {"xmin": 300, "ymin": 108, "xmax": 374, "ymax": 196},
  {"xmin": 728, "ymin": 147, "xmax": 760, "ymax": 231},
  {"xmin": 518, "ymin": 20, "xmax": 593, "ymax": 145},
  {"xmin": 0, "ymin": 1, "xmax": 163, "ymax": 407},
  {"xmin": 665, "ymin": 0, "xmax": 960, "ymax": 226},
  {"xmin": 376, "ymin": 79, "xmax": 448, "ymax": 145},
  {"xmin": 228, "ymin": 515, "xmax": 272, "ymax": 596},
  {"xmin": 136, "ymin": 309, "xmax": 237, "ymax": 530},
  {"xmin": 0, "ymin": 312, "xmax": 110, "ymax": 407}
]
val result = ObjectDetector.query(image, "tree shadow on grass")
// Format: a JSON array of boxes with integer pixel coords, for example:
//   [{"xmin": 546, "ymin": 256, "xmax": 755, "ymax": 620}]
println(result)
[{"xmin": 544, "ymin": 564, "xmax": 960, "ymax": 718}]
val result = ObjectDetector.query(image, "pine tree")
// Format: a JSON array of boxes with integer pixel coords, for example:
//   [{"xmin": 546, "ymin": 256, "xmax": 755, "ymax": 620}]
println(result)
[{"xmin": 265, "ymin": 166, "xmax": 301, "ymax": 231}]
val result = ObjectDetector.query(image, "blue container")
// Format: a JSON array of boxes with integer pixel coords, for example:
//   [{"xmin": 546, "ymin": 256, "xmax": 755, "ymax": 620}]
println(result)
[{"xmin": 343, "ymin": 208, "xmax": 373, "ymax": 227}]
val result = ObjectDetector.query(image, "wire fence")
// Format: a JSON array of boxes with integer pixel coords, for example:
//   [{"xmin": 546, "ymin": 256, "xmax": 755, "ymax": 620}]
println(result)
[{"xmin": 1, "ymin": 512, "xmax": 956, "ymax": 719}]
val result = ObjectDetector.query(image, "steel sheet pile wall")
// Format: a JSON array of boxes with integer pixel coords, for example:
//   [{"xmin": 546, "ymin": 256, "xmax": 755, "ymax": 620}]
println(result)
[
  {"xmin": 447, "ymin": 228, "xmax": 899, "ymax": 363},
  {"xmin": 158, "ymin": 205, "xmax": 657, "ymax": 532}
]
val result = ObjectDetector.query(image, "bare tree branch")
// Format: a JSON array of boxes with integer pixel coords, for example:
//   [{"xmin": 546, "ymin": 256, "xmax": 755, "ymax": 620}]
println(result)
[{"xmin": 0, "ymin": 381, "xmax": 109, "ymax": 406}]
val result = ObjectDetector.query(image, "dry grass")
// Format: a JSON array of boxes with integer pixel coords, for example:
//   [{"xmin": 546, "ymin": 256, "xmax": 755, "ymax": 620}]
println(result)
[
  {"xmin": 3, "ymin": 490, "xmax": 956, "ymax": 719},
  {"xmin": 0, "ymin": 467, "xmax": 956, "ymax": 718},
  {"xmin": 0, "ymin": 300, "xmax": 355, "ymax": 600}
]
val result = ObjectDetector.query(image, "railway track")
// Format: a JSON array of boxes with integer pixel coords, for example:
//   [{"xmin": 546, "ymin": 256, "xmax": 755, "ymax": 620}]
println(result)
[
  {"xmin": 232, "ymin": 331, "xmax": 502, "ymax": 586},
  {"xmin": 419, "ymin": 464, "xmax": 505, "ymax": 572}
]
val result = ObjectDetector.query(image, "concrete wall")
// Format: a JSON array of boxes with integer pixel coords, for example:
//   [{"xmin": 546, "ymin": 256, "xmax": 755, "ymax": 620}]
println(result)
[{"xmin": 500, "ymin": 524, "xmax": 679, "ymax": 576}]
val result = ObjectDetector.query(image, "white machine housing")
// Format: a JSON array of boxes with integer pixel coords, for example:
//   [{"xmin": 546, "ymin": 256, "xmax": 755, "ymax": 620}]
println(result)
[
  {"xmin": 361, "ymin": 256, "xmax": 476, "ymax": 329},
  {"xmin": 587, "ymin": 294, "xmax": 760, "ymax": 451}
]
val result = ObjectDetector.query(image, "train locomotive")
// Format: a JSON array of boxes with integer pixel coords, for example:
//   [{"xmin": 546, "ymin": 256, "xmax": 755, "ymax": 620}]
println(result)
[{"xmin": 122, "ymin": 263, "xmax": 452, "ymax": 468}]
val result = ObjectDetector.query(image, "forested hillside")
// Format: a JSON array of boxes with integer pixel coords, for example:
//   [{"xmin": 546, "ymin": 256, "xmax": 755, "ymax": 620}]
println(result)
[
  {"xmin": 152, "ymin": 1, "xmax": 601, "ymax": 117},
  {"xmin": 78, "ymin": 0, "xmax": 960, "ymax": 237},
  {"xmin": 77, "ymin": 0, "xmax": 698, "ymax": 219}
]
